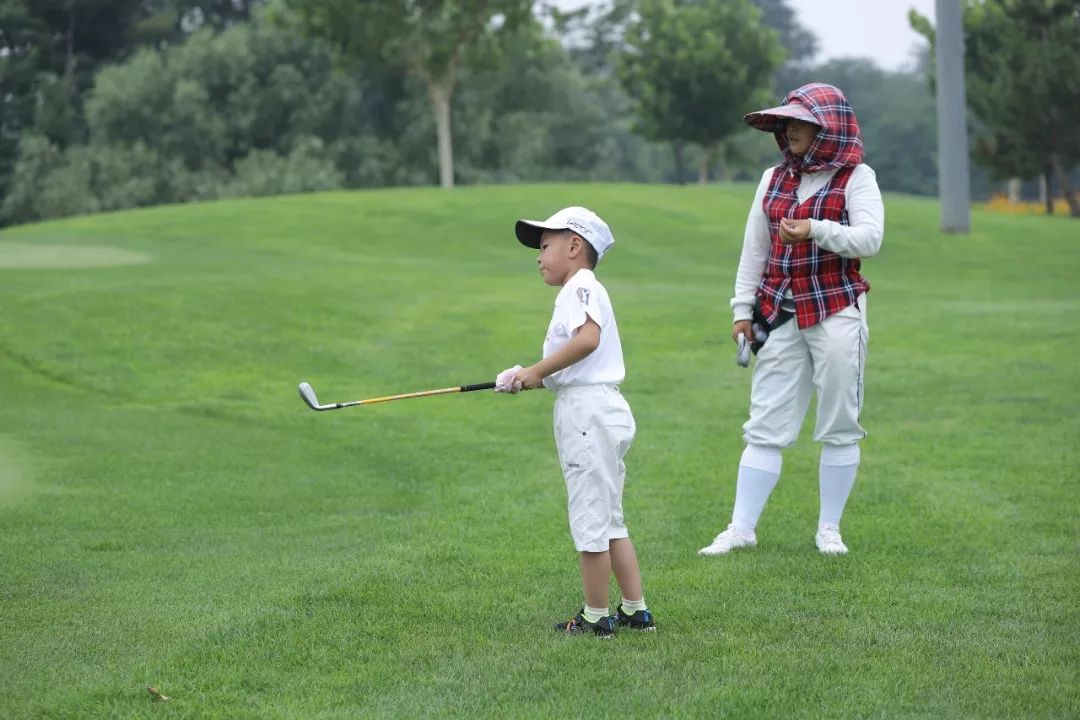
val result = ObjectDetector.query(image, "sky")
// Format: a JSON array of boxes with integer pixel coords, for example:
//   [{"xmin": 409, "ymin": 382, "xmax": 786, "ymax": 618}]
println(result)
[
  {"xmin": 787, "ymin": 0, "xmax": 936, "ymax": 71},
  {"xmin": 550, "ymin": 0, "xmax": 938, "ymax": 72}
]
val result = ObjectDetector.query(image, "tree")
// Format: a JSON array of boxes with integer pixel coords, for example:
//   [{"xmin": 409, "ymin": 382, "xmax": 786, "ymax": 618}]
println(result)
[
  {"xmin": 911, "ymin": 0, "xmax": 1080, "ymax": 216},
  {"xmin": 0, "ymin": 0, "xmax": 143, "ymax": 205},
  {"xmin": 287, "ymin": 0, "xmax": 533, "ymax": 188},
  {"xmin": 750, "ymin": 0, "xmax": 815, "ymax": 62},
  {"xmin": 136, "ymin": 1, "xmax": 268, "ymax": 45},
  {"xmin": 446, "ymin": 12, "xmax": 674, "ymax": 184},
  {"xmin": 543, "ymin": 0, "xmax": 637, "ymax": 74},
  {"xmin": 750, "ymin": 0, "xmax": 817, "ymax": 92},
  {"xmin": 617, "ymin": 0, "xmax": 783, "ymax": 183},
  {"xmin": 1, "ymin": 13, "xmax": 355, "ymax": 224}
]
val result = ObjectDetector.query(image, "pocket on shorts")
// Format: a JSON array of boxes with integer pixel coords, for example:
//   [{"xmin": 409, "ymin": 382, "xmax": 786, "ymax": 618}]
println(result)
[
  {"xmin": 606, "ymin": 390, "xmax": 635, "ymax": 432},
  {"xmin": 561, "ymin": 396, "xmax": 592, "ymax": 437},
  {"xmin": 836, "ymin": 301, "xmax": 861, "ymax": 320},
  {"xmin": 556, "ymin": 404, "xmax": 593, "ymax": 479},
  {"xmin": 842, "ymin": 295, "xmax": 869, "ymax": 336},
  {"xmin": 554, "ymin": 396, "xmax": 587, "ymax": 445}
]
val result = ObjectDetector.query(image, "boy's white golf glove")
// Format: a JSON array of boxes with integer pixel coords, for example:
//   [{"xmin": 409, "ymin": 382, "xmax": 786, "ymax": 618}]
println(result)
[{"xmin": 495, "ymin": 365, "xmax": 524, "ymax": 393}]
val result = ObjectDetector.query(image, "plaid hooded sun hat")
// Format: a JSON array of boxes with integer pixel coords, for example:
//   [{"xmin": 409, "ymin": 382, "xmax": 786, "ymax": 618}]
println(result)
[{"xmin": 744, "ymin": 83, "xmax": 864, "ymax": 175}]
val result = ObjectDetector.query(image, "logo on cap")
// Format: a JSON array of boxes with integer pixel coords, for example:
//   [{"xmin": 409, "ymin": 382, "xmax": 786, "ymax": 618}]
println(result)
[{"xmin": 566, "ymin": 219, "xmax": 590, "ymax": 236}]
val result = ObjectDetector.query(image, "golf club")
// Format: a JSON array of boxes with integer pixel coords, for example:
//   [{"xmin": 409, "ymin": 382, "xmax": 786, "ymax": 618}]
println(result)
[
  {"xmin": 298, "ymin": 380, "xmax": 497, "ymax": 411},
  {"xmin": 736, "ymin": 325, "xmax": 770, "ymax": 367},
  {"xmin": 736, "ymin": 333, "xmax": 751, "ymax": 367}
]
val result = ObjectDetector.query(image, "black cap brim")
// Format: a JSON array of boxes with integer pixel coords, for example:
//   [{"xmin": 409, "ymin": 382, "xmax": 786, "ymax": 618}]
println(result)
[{"xmin": 515, "ymin": 220, "xmax": 545, "ymax": 249}]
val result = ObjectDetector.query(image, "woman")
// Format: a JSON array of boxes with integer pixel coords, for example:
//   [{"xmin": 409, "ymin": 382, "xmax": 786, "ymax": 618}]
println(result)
[{"xmin": 700, "ymin": 83, "xmax": 884, "ymax": 556}]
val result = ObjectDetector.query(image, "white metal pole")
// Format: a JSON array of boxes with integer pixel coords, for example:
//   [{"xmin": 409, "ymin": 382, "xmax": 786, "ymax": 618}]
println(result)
[{"xmin": 935, "ymin": 0, "xmax": 971, "ymax": 233}]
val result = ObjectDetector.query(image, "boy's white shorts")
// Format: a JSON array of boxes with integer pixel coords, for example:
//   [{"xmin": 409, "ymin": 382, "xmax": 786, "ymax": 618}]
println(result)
[{"xmin": 553, "ymin": 384, "xmax": 636, "ymax": 553}]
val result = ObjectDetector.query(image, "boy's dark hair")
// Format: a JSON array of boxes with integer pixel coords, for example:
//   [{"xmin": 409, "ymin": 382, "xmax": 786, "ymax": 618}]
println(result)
[
  {"xmin": 582, "ymin": 237, "xmax": 598, "ymax": 269},
  {"xmin": 559, "ymin": 229, "xmax": 598, "ymax": 269}
]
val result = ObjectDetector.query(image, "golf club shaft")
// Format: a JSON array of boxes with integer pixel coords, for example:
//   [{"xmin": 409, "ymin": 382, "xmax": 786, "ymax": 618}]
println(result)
[
  {"xmin": 356, "ymin": 382, "xmax": 495, "ymax": 405},
  {"xmin": 299, "ymin": 380, "xmax": 497, "ymax": 411}
]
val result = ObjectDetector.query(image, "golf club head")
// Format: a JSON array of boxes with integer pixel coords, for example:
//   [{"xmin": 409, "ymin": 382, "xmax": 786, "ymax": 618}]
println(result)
[{"xmin": 298, "ymin": 381, "xmax": 323, "ymax": 410}]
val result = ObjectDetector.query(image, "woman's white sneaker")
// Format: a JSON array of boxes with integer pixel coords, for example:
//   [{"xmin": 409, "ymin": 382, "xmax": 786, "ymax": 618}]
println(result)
[
  {"xmin": 698, "ymin": 524, "xmax": 757, "ymax": 556},
  {"xmin": 815, "ymin": 524, "xmax": 848, "ymax": 554}
]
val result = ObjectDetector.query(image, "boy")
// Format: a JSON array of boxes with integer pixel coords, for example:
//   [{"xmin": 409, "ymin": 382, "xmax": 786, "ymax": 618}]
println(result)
[{"xmin": 495, "ymin": 206, "xmax": 654, "ymax": 637}]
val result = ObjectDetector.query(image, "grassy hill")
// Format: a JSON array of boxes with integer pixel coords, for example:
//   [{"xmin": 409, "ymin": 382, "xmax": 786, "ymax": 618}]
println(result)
[{"xmin": 1, "ymin": 184, "xmax": 1077, "ymax": 718}]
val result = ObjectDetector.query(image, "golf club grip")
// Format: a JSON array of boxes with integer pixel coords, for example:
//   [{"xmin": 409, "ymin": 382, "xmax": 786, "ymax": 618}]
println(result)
[{"xmin": 461, "ymin": 381, "xmax": 497, "ymax": 392}]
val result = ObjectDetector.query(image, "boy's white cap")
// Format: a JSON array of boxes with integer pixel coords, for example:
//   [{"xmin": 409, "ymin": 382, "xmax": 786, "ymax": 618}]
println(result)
[{"xmin": 515, "ymin": 206, "xmax": 615, "ymax": 260}]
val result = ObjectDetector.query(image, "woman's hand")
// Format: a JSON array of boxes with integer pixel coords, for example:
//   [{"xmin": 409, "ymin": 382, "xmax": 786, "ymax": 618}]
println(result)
[
  {"xmin": 779, "ymin": 218, "xmax": 812, "ymax": 244},
  {"xmin": 732, "ymin": 320, "xmax": 752, "ymax": 344}
]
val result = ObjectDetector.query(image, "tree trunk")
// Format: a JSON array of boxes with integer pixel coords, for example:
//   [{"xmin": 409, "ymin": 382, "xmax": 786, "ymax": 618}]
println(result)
[
  {"xmin": 1051, "ymin": 154, "xmax": 1079, "ymax": 217},
  {"xmin": 1044, "ymin": 166, "xmax": 1054, "ymax": 215},
  {"xmin": 714, "ymin": 144, "xmax": 728, "ymax": 183},
  {"xmin": 428, "ymin": 82, "xmax": 454, "ymax": 189},
  {"xmin": 1006, "ymin": 177, "xmax": 1021, "ymax": 203},
  {"xmin": 1038, "ymin": 172, "xmax": 1048, "ymax": 210},
  {"xmin": 65, "ymin": 10, "xmax": 76, "ymax": 91},
  {"xmin": 698, "ymin": 151, "xmax": 709, "ymax": 184},
  {"xmin": 672, "ymin": 142, "xmax": 686, "ymax": 185}
]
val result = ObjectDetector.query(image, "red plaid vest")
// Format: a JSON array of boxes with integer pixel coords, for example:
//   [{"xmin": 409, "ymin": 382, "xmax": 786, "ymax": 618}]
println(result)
[{"xmin": 757, "ymin": 165, "xmax": 870, "ymax": 329}]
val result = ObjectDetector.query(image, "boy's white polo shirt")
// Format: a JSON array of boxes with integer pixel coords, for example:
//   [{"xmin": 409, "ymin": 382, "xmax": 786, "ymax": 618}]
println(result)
[{"xmin": 543, "ymin": 269, "xmax": 625, "ymax": 390}]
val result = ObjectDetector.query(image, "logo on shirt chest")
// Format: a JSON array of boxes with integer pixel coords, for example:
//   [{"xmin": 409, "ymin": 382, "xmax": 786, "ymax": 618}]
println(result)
[{"xmin": 576, "ymin": 287, "xmax": 590, "ymax": 306}]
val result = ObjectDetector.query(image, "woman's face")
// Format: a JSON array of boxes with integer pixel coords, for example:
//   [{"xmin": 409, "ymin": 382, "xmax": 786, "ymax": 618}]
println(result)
[{"xmin": 784, "ymin": 118, "xmax": 818, "ymax": 157}]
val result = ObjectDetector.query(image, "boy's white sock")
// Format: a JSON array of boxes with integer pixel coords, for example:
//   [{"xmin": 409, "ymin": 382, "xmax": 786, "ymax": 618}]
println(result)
[
  {"xmin": 620, "ymin": 597, "xmax": 647, "ymax": 614},
  {"xmin": 819, "ymin": 444, "xmax": 860, "ymax": 527},
  {"xmin": 582, "ymin": 605, "xmax": 610, "ymax": 623},
  {"xmin": 731, "ymin": 445, "xmax": 782, "ymax": 534}
]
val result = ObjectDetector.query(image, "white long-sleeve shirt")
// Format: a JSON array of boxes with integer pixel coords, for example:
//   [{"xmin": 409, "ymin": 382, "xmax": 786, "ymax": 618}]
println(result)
[{"xmin": 730, "ymin": 164, "xmax": 885, "ymax": 322}]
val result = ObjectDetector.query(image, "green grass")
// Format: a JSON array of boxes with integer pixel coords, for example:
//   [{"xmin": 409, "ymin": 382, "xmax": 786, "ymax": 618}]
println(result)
[{"xmin": 0, "ymin": 184, "xmax": 1077, "ymax": 719}]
